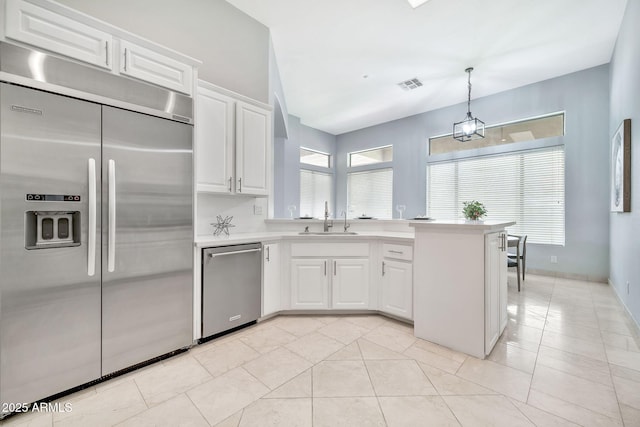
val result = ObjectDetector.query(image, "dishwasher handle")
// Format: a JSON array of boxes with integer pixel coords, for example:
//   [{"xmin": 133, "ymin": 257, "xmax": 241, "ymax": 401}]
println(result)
[{"xmin": 207, "ymin": 248, "xmax": 262, "ymax": 258}]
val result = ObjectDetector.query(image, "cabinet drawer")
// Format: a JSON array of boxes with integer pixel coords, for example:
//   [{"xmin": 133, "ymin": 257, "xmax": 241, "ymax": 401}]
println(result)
[
  {"xmin": 382, "ymin": 243, "xmax": 413, "ymax": 261},
  {"xmin": 291, "ymin": 243, "xmax": 369, "ymax": 257}
]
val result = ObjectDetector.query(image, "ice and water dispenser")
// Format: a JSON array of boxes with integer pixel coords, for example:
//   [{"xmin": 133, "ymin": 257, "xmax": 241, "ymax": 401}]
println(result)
[{"xmin": 25, "ymin": 194, "xmax": 81, "ymax": 249}]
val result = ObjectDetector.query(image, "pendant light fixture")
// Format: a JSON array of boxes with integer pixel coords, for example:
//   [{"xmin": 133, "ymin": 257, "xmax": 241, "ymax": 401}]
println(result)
[{"xmin": 453, "ymin": 67, "xmax": 485, "ymax": 142}]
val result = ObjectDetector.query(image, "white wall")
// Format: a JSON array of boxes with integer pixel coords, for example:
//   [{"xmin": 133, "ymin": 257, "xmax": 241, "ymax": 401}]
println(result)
[
  {"xmin": 56, "ymin": 0, "xmax": 270, "ymax": 103},
  {"xmin": 609, "ymin": 0, "xmax": 640, "ymax": 326}
]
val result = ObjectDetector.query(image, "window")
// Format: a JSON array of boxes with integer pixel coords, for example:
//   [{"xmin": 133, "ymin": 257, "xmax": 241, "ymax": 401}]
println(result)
[
  {"xmin": 429, "ymin": 113, "xmax": 564, "ymax": 155},
  {"xmin": 348, "ymin": 145, "xmax": 393, "ymax": 167},
  {"xmin": 348, "ymin": 168, "xmax": 393, "ymax": 218},
  {"xmin": 300, "ymin": 170, "xmax": 332, "ymax": 218},
  {"xmin": 427, "ymin": 146, "xmax": 565, "ymax": 245},
  {"xmin": 347, "ymin": 145, "xmax": 393, "ymax": 219},
  {"xmin": 300, "ymin": 147, "xmax": 331, "ymax": 168},
  {"xmin": 299, "ymin": 147, "xmax": 332, "ymax": 218}
]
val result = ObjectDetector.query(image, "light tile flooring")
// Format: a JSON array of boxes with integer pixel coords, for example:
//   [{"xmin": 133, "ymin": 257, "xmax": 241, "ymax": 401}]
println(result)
[{"xmin": 2, "ymin": 274, "xmax": 640, "ymax": 426}]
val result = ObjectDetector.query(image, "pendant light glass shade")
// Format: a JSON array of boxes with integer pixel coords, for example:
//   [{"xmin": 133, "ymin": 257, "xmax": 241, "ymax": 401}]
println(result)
[{"xmin": 453, "ymin": 67, "xmax": 485, "ymax": 142}]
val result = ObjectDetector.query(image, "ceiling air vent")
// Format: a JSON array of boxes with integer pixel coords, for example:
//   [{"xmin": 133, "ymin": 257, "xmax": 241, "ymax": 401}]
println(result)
[{"xmin": 397, "ymin": 78, "xmax": 423, "ymax": 91}]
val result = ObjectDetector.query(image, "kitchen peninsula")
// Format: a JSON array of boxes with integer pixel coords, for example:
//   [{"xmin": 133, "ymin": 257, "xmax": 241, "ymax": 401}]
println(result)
[
  {"xmin": 195, "ymin": 218, "xmax": 514, "ymax": 359},
  {"xmin": 410, "ymin": 220, "xmax": 515, "ymax": 359}
]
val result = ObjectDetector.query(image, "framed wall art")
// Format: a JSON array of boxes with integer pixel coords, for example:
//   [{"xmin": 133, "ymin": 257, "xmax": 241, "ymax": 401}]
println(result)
[{"xmin": 611, "ymin": 118, "xmax": 631, "ymax": 212}]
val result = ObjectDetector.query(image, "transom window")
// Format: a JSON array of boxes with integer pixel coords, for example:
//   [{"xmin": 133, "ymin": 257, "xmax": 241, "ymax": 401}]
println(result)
[
  {"xmin": 429, "ymin": 113, "xmax": 564, "ymax": 155},
  {"xmin": 300, "ymin": 147, "xmax": 331, "ymax": 168},
  {"xmin": 348, "ymin": 145, "xmax": 393, "ymax": 167}
]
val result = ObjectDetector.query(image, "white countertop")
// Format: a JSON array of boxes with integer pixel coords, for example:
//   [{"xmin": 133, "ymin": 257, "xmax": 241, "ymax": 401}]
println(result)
[
  {"xmin": 195, "ymin": 231, "xmax": 415, "ymax": 248},
  {"xmin": 409, "ymin": 220, "xmax": 516, "ymax": 233}
]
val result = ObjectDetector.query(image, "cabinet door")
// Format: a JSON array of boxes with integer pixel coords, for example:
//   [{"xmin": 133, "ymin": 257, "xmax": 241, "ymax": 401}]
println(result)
[
  {"xmin": 6, "ymin": 0, "xmax": 112, "ymax": 69},
  {"xmin": 291, "ymin": 259, "xmax": 329, "ymax": 309},
  {"xmin": 196, "ymin": 88, "xmax": 235, "ymax": 193},
  {"xmin": 499, "ymin": 232, "xmax": 508, "ymax": 331},
  {"xmin": 120, "ymin": 40, "xmax": 193, "ymax": 95},
  {"xmin": 380, "ymin": 259, "xmax": 413, "ymax": 320},
  {"xmin": 235, "ymin": 101, "xmax": 271, "ymax": 196},
  {"xmin": 263, "ymin": 243, "xmax": 281, "ymax": 316},
  {"xmin": 332, "ymin": 259, "xmax": 370, "ymax": 309},
  {"xmin": 484, "ymin": 232, "xmax": 502, "ymax": 354}
]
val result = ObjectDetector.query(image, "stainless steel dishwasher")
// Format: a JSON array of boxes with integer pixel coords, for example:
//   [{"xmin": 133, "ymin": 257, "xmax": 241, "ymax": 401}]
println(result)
[{"xmin": 202, "ymin": 243, "xmax": 262, "ymax": 339}]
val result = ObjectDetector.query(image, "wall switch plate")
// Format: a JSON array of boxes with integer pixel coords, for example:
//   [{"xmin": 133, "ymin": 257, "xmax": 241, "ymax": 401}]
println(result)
[
  {"xmin": 253, "ymin": 205, "xmax": 263, "ymax": 215},
  {"xmin": 550, "ymin": 255, "xmax": 558, "ymax": 264},
  {"xmin": 627, "ymin": 281, "xmax": 630, "ymax": 294}
]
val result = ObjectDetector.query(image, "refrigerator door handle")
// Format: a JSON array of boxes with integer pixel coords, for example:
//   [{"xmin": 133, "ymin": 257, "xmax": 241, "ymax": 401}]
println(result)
[
  {"xmin": 88, "ymin": 158, "xmax": 97, "ymax": 276},
  {"xmin": 108, "ymin": 159, "xmax": 116, "ymax": 272}
]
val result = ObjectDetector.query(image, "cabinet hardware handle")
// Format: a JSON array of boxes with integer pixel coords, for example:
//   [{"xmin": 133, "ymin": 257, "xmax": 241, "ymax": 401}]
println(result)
[
  {"xmin": 228, "ymin": 177, "xmax": 232, "ymax": 192},
  {"xmin": 87, "ymin": 158, "xmax": 97, "ymax": 276},
  {"xmin": 208, "ymin": 248, "xmax": 261, "ymax": 258},
  {"xmin": 105, "ymin": 41, "xmax": 109, "ymax": 66},
  {"xmin": 382, "ymin": 261, "xmax": 386, "ymax": 276},
  {"xmin": 107, "ymin": 159, "xmax": 116, "ymax": 272},
  {"xmin": 324, "ymin": 260, "xmax": 327, "ymax": 276},
  {"xmin": 123, "ymin": 48, "xmax": 128, "ymax": 71},
  {"xmin": 266, "ymin": 246, "xmax": 270, "ymax": 262},
  {"xmin": 389, "ymin": 250, "xmax": 403, "ymax": 254},
  {"xmin": 334, "ymin": 260, "xmax": 336, "ymax": 276},
  {"xmin": 238, "ymin": 177, "xmax": 242, "ymax": 192}
]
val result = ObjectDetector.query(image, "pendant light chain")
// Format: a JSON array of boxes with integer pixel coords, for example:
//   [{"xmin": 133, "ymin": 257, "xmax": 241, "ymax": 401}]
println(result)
[{"xmin": 466, "ymin": 67, "xmax": 473, "ymax": 117}]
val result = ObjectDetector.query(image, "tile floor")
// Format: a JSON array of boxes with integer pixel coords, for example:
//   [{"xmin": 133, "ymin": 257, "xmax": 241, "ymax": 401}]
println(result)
[{"xmin": 2, "ymin": 273, "xmax": 640, "ymax": 426}]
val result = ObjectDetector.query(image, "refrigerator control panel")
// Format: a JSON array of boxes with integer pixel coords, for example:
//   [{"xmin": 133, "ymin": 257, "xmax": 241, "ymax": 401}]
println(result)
[
  {"xmin": 25, "ymin": 211, "xmax": 81, "ymax": 250},
  {"xmin": 26, "ymin": 194, "xmax": 81, "ymax": 202}
]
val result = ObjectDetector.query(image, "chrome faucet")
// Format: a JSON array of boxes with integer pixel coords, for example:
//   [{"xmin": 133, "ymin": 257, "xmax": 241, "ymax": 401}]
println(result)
[
  {"xmin": 323, "ymin": 201, "xmax": 333, "ymax": 232},
  {"xmin": 341, "ymin": 211, "xmax": 350, "ymax": 232}
]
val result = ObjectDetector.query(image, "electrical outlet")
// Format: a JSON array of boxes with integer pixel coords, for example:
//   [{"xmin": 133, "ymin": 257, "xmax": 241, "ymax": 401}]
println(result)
[
  {"xmin": 550, "ymin": 256, "xmax": 557, "ymax": 264},
  {"xmin": 253, "ymin": 205, "xmax": 263, "ymax": 215},
  {"xmin": 627, "ymin": 281, "xmax": 630, "ymax": 295}
]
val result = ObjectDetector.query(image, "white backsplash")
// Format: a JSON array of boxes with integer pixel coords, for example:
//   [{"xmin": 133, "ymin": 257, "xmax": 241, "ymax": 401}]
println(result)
[{"xmin": 196, "ymin": 193, "xmax": 268, "ymax": 236}]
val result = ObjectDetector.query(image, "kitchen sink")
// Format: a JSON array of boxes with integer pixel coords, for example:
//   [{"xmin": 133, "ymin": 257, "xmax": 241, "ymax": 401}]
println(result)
[{"xmin": 298, "ymin": 231, "xmax": 358, "ymax": 235}]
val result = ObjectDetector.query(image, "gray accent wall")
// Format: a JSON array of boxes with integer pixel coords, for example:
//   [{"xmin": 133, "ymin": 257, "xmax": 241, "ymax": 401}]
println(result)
[
  {"xmin": 333, "ymin": 65, "xmax": 610, "ymax": 281},
  {"xmin": 609, "ymin": 0, "xmax": 640, "ymax": 326},
  {"xmin": 56, "ymin": 0, "xmax": 270, "ymax": 103},
  {"xmin": 273, "ymin": 116, "xmax": 337, "ymax": 218}
]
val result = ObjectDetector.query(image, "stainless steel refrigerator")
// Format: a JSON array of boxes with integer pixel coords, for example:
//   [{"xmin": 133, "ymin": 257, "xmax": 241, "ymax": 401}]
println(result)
[{"xmin": 0, "ymin": 43, "xmax": 193, "ymax": 409}]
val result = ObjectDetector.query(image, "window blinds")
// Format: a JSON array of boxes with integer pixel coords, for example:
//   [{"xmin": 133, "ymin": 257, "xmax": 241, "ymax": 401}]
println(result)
[
  {"xmin": 300, "ymin": 169, "xmax": 332, "ymax": 218},
  {"xmin": 347, "ymin": 168, "xmax": 393, "ymax": 219},
  {"xmin": 427, "ymin": 147, "xmax": 565, "ymax": 245}
]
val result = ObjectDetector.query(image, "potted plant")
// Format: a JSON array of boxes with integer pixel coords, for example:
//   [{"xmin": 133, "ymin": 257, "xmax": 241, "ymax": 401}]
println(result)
[{"xmin": 462, "ymin": 200, "xmax": 487, "ymax": 222}]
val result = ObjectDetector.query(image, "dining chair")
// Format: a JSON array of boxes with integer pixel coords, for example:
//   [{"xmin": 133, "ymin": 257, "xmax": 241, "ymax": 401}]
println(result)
[{"xmin": 507, "ymin": 234, "xmax": 527, "ymax": 291}]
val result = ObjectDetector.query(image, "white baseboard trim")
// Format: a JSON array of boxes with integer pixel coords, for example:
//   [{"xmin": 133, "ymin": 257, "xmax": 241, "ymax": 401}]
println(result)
[{"xmin": 608, "ymin": 278, "xmax": 640, "ymax": 334}]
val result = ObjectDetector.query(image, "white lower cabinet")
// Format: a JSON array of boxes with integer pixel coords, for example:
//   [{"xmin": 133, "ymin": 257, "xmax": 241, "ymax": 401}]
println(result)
[
  {"xmin": 332, "ymin": 259, "xmax": 370, "ymax": 309},
  {"xmin": 289, "ymin": 242, "xmax": 371, "ymax": 311},
  {"xmin": 380, "ymin": 259, "xmax": 413, "ymax": 319},
  {"xmin": 485, "ymin": 231, "xmax": 508, "ymax": 353},
  {"xmin": 290, "ymin": 258, "xmax": 330, "ymax": 309},
  {"xmin": 262, "ymin": 243, "xmax": 281, "ymax": 316}
]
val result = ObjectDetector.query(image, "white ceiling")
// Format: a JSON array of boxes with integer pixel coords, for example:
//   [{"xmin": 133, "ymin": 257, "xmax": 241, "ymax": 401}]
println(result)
[{"xmin": 226, "ymin": 0, "xmax": 627, "ymax": 135}]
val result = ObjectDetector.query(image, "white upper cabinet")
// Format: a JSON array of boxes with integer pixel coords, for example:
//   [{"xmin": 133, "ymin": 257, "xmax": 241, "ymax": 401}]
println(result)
[
  {"xmin": 5, "ymin": 0, "xmax": 113, "ymax": 70},
  {"xmin": 3, "ymin": 0, "xmax": 198, "ymax": 94},
  {"xmin": 235, "ymin": 101, "xmax": 270, "ymax": 196},
  {"xmin": 196, "ymin": 82, "xmax": 272, "ymax": 197},
  {"xmin": 196, "ymin": 87, "xmax": 234, "ymax": 193},
  {"xmin": 120, "ymin": 40, "xmax": 193, "ymax": 95}
]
